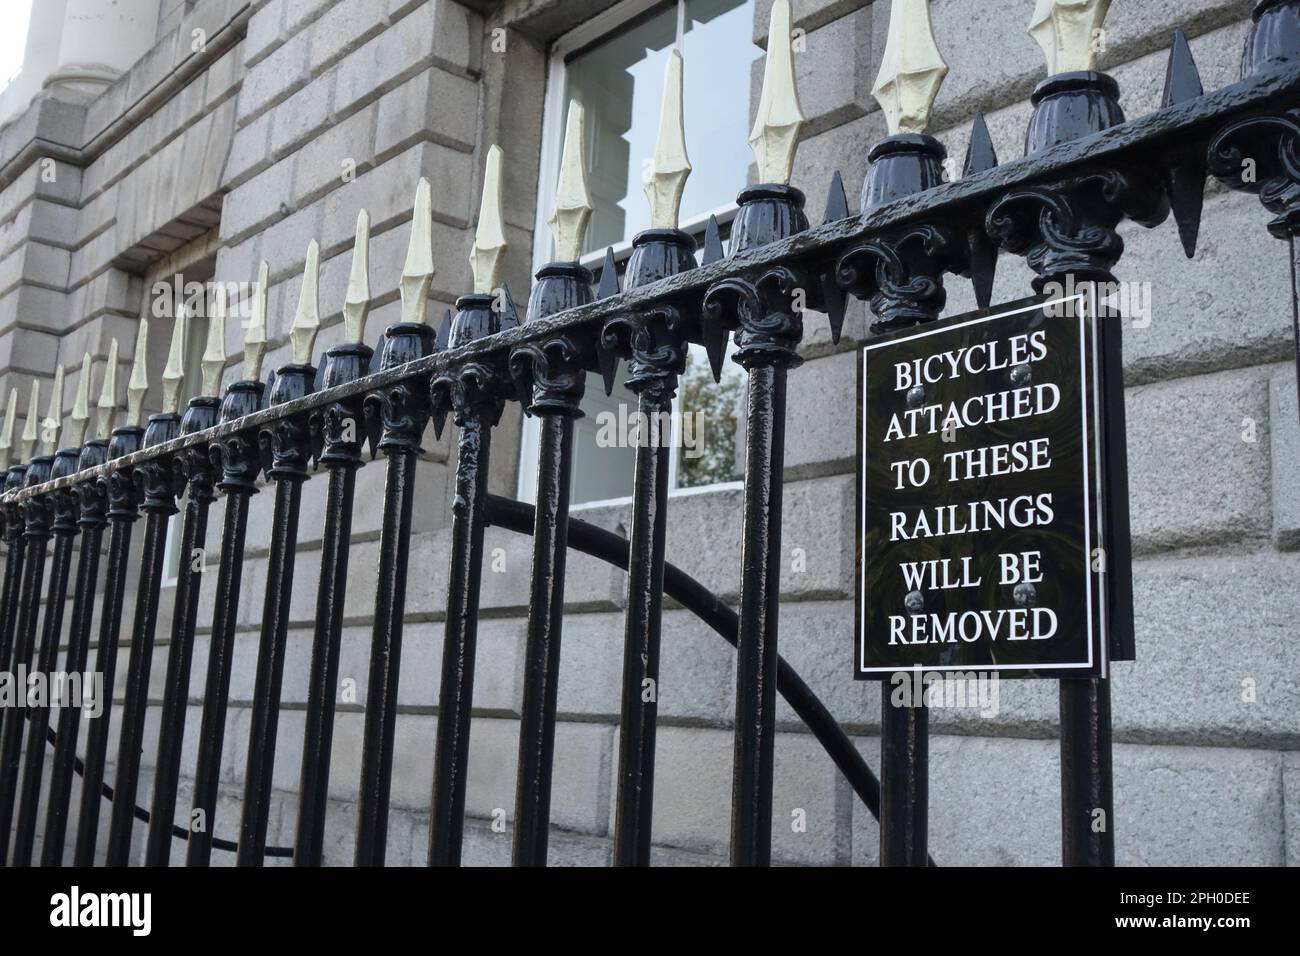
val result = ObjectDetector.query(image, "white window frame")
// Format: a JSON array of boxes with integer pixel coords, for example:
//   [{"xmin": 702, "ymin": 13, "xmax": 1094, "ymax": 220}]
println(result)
[{"xmin": 518, "ymin": 0, "xmax": 749, "ymax": 508}]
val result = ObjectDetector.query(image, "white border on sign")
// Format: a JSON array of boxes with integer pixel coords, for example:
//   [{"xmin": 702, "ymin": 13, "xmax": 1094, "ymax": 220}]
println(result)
[{"xmin": 856, "ymin": 294, "xmax": 1107, "ymax": 676}]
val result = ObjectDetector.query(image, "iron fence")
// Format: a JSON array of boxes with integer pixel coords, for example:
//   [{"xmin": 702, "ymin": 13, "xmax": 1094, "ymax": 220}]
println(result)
[{"xmin": 1, "ymin": 0, "xmax": 1299, "ymax": 867}]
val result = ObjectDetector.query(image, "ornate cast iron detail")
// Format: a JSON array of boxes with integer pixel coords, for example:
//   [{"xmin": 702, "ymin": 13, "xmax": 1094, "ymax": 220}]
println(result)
[
  {"xmin": 986, "ymin": 167, "xmax": 1170, "ymax": 289},
  {"xmin": 136, "ymin": 414, "xmax": 184, "ymax": 514},
  {"xmin": 214, "ymin": 381, "xmax": 266, "ymax": 494},
  {"xmin": 1208, "ymin": 110, "xmax": 1300, "ymax": 238},
  {"xmin": 363, "ymin": 323, "xmax": 436, "ymax": 454},
  {"xmin": 837, "ymin": 224, "xmax": 961, "ymax": 333},
  {"xmin": 702, "ymin": 263, "xmax": 807, "ymax": 373},
  {"xmin": 259, "ymin": 413, "xmax": 317, "ymax": 481},
  {"xmin": 315, "ymin": 343, "xmax": 373, "ymax": 468},
  {"xmin": 180, "ymin": 399, "xmax": 220, "ymax": 504},
  {"xmin": 508, "ymin": 334, "xmax": 591, "ymax": 417},
  {"xmin": 74, "ymin": 470, "xmax": 110, "ymax": 530},
  {"xmin": 430, "ymin": 361, "xmax": 509, "ymax": 438},
  {"xmin": 600, "ymin": 304, "xmax": 690, "ymax": 406}
]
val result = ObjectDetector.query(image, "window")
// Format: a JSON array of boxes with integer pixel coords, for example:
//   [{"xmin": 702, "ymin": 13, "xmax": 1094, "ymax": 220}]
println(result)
[{"xmin": 522, "ymin": 0, "xmax": 760, "ymax": 507}]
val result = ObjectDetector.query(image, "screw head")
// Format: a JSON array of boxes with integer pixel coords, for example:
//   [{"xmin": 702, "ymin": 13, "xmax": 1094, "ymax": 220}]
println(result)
[
  {"xmin": 904, "ymin": 589, "xmax": 925, "ymax": 613},
  {"xmin": 906, "ymin": 385, "xmax": 926, "ymax": 409},
  {"xmin": 1013, "ymin": 582, "xmax": 1038, "ymax": 607},
  {"xmin": 1010, "ymin": 363, "xmax": 1033, "ymax": 386}
]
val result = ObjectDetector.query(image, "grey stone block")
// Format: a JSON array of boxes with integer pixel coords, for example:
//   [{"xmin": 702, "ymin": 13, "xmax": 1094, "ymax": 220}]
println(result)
[
  {"xmin": 374, "ymin": 66, "xmax": 480, "ymax": 160},
  {"xmin": 268, "ymin": 72, "xmax": 337, "ymax": 159},
  {"xmin": 1269, "ymin": 368, "xmax": 1300, "ymax": 549},
  {"xmin": 243, "ymin": 0, "xmax": 289, "ymax": 68},
  {"xmin": 784, "ymin": 347, "xmax": 855, "ymax": 475},
  {"xmin": 222, "ymin": 110, "xmax": 273, "ymax": 189},
  {"xmin": 219, "ymin": 155, "xmax": 294, "ymax": 244},
  {"xmin": 289, "ymin": 101, "xmax": 377, "ymax": 207},
  {"xmin": 1285, "ymin": 753, "xmax": 1300, "ymax": 866},
  {"xmin": 753, "ymin": 0, "xmax": 871, "ymax": 45},
  {"xmin": 308, "ymin": 0, "xmax": 393, "ymax": 73},
  {"xmin": 236, "ymin": 26, "xmax": 311, "ymax": 120},
  {"xmin": 1126, "ymin": 365, "xmax": 1272, "ymax": 552}
]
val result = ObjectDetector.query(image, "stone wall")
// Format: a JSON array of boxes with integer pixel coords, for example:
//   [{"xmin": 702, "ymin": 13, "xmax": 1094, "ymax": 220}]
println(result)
[{"xmin": 3, "ymin": 0, "xmax": 1298, "ymax": 866}]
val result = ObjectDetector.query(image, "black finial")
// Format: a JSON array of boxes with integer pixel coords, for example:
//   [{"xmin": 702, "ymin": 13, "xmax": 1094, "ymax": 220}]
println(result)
[
  {"xmin": 1163, "ymin": 30, "xmax": 1207, "ymax": 258},
  {"xmin": 964, "ymin": 113, "xmax": 1000, "ymax": 308},
  {"xmin": 823, "ymin": 170, "xmax": 850, "ymax": 224},
  {"xmin": 597, "ymin": 247, "xmax": 620, "ymax": 299},
  {"xmin": 963, "ymin": 112, "xmax": 998, "ymax": 177},
  {"xmin": 436, "ymin": 309, "xmax": 453, "ymax": 351},
  {"xmin": 702, "ymin": 215, "xmax": 724, "ymax": 266}
]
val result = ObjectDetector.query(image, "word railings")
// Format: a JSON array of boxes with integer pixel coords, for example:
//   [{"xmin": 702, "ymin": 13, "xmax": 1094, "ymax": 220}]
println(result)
[{"xmin": 855, "ymin": 295, "xmax": 1117, "ymax": 680}]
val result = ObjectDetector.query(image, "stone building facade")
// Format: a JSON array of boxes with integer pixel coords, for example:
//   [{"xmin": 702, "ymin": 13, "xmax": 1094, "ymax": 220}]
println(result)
[{"xmin": 1, "ymin": 0, "xmax": 1297, "ymax": 865}]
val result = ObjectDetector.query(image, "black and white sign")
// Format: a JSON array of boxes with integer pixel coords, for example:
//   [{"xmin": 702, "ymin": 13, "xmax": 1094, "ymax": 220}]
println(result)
[{"xmin": 855, "ymin": 295, "xmax": 1118, "ymax": 679}]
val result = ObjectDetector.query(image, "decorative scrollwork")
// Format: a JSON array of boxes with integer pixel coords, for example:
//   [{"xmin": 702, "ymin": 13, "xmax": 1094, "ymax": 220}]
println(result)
[
  {"xmin": 21, "ymin": 494, "xmax": 54, "ymax": 539},
  {"xmin": 259, "ymin": 412, "xmax": 317, "ymax": 481},
  {"xmin": 1208, "ymin": 109, "xmax": 1300, "ymax": 238},
  {"xmin": 135, "ymin": 456, "xmax": 186, "ymax": 514},
  {"xmin": 986, "ymin": 166, "xmax": 1169, "ymax": 289},
  {"xmin": 51, "ymin": 487, "xmax": 79, "ymax": 534},
  {"xmin": 509, "ymin": 334, "xmax": 590, "ymax": 416},
  {"xmin": 105, "ymin": 467, "xmax": 141, "ymax": 521},
  {"xmin": 702, "ymin": 263, "xmax": 807, "ymax": 371},
  {"xmin": 364, "ymin": 376, "xmax": 432, "ymax": 454},
  {"xmin": 212, "ymin": 431, "xmax": 262, "ymax": 495},
  {"xmin": 836, "ymin": 223, "xmax": 959, "ymax": 333},
  {"xmin": 430, "ymin": 361, "xmax": 508, "ymax": 435},
  {"xmin": 74, "ymin": 477, "xmax": 110, "ymax": 529},
  {"xmin": 315, "ymin": 397, "xmax": 368, "ymax": 467},
  {"xmin": 600, "ymin": 304, "xmax": 689, "ymax": 406}
]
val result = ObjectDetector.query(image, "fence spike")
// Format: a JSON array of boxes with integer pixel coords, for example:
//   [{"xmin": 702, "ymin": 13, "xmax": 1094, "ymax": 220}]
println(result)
[
  {"xmin": 41, "ymin": 364, "xmax": 64, "ymax": 455},
  {"xmin": 823, "ymin": 170, "xmax": 850, "ymax": 223},
  {"xmin": 965, "ymin": 112, "xmax": 999, "ymax": 308},
  {"xmin": 68, "ymin": 352, "xmax": 92, "ymax": 448},
  {"xmin": 126, "ymin": 318, "xmax": 148, "ymax": 427},
  {"xmin": 597, "ymin": 247, "xmax": 620, "ymax": 299},
  {"xmin": 471, "ymin": 145, "xmax": 508, "ymax": 295},
  {"xmin": 498, "ymin": 282, "xmax": 520, "ymax": 331},
  {"xmin": 549, "ymin": 101, "xmax": 593, "ymax": 262},
  {"xmin": 401, "ymin": 178, "xmax": 435, "ymax": 325},
  {"xmin": 245, "ymin": 261, "xmax": 269, "ymax": 382},
  {"xmin": 436, "ymin": 308, "xmax": 452, "ymax": 351},
  {"xmin": 161, "ymin": 307, "xmax": 187, "ymax": 414},
  {"xmin": 291, "ymin": 239, "xmax": 322, "ymax": 365},
  {"xmin": 1029, "ymin": 0, "xmax": 1112, "ymax": 76},
  {"xmin": 202, "ymin": 284, "xmax": 228, "ymax": 397},
  {"xmin": 21, "ymin": 379, "xmax": 38, "ymax": 461},
  {"xmin": 749, "ymin": 0, "xmax": 805, "ymax": 184},
  {"xmin": 344, "ymin": 210, "xmax": 372, "ymax": 345},
  {"xmin": 97, "ymin": 337, "xmax": 118, "ymax": 439},
  {"xmin": 646, "ymin": 49, "xmax": 692, "ymax": 229},
  {"xmin": 1163, "ymin": 29, "xmax": 1206, "ymax": 259},
  {"xmin": 702, "ymin": 214, "xmax": 724, "ymax": 265},
  {"xmin": 0, "ymin": 387, "xmax": 17, "ymax": 469},
  {"xmin": 873, "ymin": 0, "xmax": 949, "ymax": 136}
]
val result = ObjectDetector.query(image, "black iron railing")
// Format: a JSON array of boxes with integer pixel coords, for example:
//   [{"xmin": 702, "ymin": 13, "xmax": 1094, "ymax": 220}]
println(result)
[{"xmin": 2, "ymin": 0, "xmax": 1300, "ymax": 867}]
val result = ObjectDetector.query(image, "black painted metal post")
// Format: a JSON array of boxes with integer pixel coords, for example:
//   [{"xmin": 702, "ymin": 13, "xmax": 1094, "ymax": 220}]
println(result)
[
  {"xmin": 602, "ymin": 230, "xmax": 695, "ymax": 866},
  {"xmin": 105, "ymin": 412, "xmax": 182, "ymax": 865},
  {"xmin": 73, "ymin": 426, "xmax": 143, "ymax": 866},
  {"xmin": 41, "ymin": 440, "xmax": 109, "ymax": 865},
  {"xmin": 237, "ymin": 365, "xmax": 315, "ymax": 867},
  {"xmin": 702, "ymin": 186, "xmax": 808, "ymax": 866},
  {"xmin": 295, "ymin": 343, "xmax": 369, "ymax": 867},
  {"xmin": 428, "ymin": 294, "xmax": 511, "ymax": 867},
  {"xmin": 507, "ymin": 262, "xmax": 592, "ymax": 867},
  {"xmin": 11, "ymin": 450, "xmax": 81, "ymax": 865},
  {"xmin": 143, "ymin": 397, "xmax": 219, "ymax": 866},
  {"xmin": 0, "ymin": 456, "xmax": 54, "ymax": 864},
  {"xmin": 355, "ymin": 323, "xmax": 435, "ymax": 867},
  {"xmin": 0, "ymin": 467, "xmax": 28, "ymax": 707},
  {"xmin": 187, "ymin": 380, "xmax": 263, "ymax": 867}
]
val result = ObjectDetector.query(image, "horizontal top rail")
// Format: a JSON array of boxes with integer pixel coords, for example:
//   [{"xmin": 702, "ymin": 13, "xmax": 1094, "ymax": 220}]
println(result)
[{"xmin": 3, "ymin": 62, "xmax": 1298, "ymax": 506}]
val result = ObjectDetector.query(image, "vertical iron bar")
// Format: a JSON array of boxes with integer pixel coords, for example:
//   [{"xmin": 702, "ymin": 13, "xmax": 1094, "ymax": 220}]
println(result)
[
  {"xmin": 41, "ymin": 489, "xmax": 106, "ymax": 866},
  {"xmin": 428, "ymin": 414, "xmax": 492, "ymax": 866},
  {"xmin": 294, "ymin": 460, "xmax": 356, "ymax": 866},
  {"xmin": 880, "ymin": 694, "xmax": 929, "ymax": 866},
  {"xmin": 355, "ymin": 447, "xmax": 418, "ymax": 866},
  {"xmin": 73, "ymin": 437, "xmax": 142, "ymax": 866},
  {"xmin": 186, "ymin": 491, "xmax": 250, "ymax": 867},
  {"xmin": 236, "ymin": 475, "xmax": 304, "ymax": 866},
  {"xmin": 1060, "ymin": 677, "xmax": 1114, "ymax": 865},
  {"xmin": 0, "ymin": 477, "xmax": 53, "ymax": 864},
  {"xmin": 103, "ymin": 508, "xmax": 172, "ymax": 865},
  {"xmin": 612, "ymin": 385, "xmax": 673, "ymax": 866},
  {"xmin": 730, "ymin": 364, "xmax": 786, "ymax": 867},
  {"xmin": 144, "ymin": 440, "xmax": 216, "ymax": 866},
  {"xmin": 512, "ymin": 413, "xmax": 574, "ymax": 867},
  {"xmin": 10, "ymin": 486, "xmax": 77, "ymax": 865}
]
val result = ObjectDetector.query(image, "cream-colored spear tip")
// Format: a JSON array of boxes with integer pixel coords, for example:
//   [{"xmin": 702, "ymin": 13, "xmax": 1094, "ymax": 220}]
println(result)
[
  {"xmin": 41, "ymin": 364, "xmax": 64, "ymax": 455},
  {"xmin": 873, "ymin": 0, "xmax": 949, "ymax": 136},
  {"xmin": 1029, "ymin": 0, "xmax": 1112, "ymax": 75},
  {"xmin": 344, "ymin": 209, "xmax": 372, "ymax": 345},
  {"xmin": 161, "ymin": 307, "xmax": 187, "ymax": 415},
  {"xmin": 0, "ymin": 388, "xmax": 17, "ymax": 470},
  {"xmin": 97, "ymin": 337, "xmax": 119, "ymax": 439},
  {"xmin": 470, "ymin": 145, "xmax": 508, "ymax": 295},
  {"xmin": 20, "ymin": 379, "xmax": 39, "ymax": 461},
  {"xmin": 126, "ymin": 317, "xmax": 149, "ymax": 428},
  {"xmin": 548, "ymin": 101, "xmax": 593, "ymax": 263},
  {"xmin": 291, "ymin": 240, "xmax": 322, "ymax": 365},
  {"xmin": 645, "ymin": 50, "xmax": 691, "ymax": 230},
  {"xmin": 400, "ymin": 178, "xmax": 435, "ymax": 326},
  {"xmin": 68, "ymin": 352, "xmax": 92, "ymax": 448},
  {"xmin": 245, "ymin": 260, "xmax": 269, "ymax": 381},
  {"xmin": 201, "ymin": 284, "xmax": 228, "ymax": 397},
  {"xmin": 748, "ymin": 0, "xmax": 805, "ymax": 185}
]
